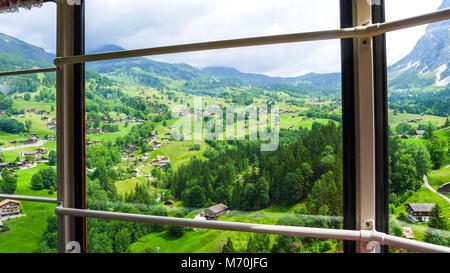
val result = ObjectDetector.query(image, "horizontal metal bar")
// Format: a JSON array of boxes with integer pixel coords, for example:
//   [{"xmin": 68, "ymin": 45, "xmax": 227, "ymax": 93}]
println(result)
[
  {"xmin": 0, "ymin": 67, "xmax": 57, "ymax": 77},
  {"xmin": 53, "ymin": 8, "xmax": 450, "ymax": 66},
  {"xmin": 55, "ymin": 206, "xmax": 450, "ymax": 253},
  {"xmin": 0, "ymin": 194, "xmax": 58, "ymax": 204}
]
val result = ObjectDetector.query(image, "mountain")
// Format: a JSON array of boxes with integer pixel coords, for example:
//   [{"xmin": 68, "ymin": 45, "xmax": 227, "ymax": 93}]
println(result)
[
  {"xmin": 0, "ymin": 32, "xmax": 54, "ymax": 65},
  {"xmin": 86, "ymin": 45, "xmax": 341, "ymax": 96},
  {"xmin": 388, "ymin": 0, "xmax": 449, "ymax": 89}
]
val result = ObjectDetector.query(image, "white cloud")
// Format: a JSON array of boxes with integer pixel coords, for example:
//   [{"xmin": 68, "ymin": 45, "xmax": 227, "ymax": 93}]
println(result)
[{"xmin": 0, "ymin": 0, "xmax": 444, "ymax": 76}]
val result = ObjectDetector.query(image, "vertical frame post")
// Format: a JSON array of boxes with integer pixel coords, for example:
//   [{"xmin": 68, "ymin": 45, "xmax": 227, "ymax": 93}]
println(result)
[
  {"xmin": 340, "ymin": 0, "xmax": 357, "ymax": 253},
  {"xmin": 354, "ymin": 0, "xmax": 376, "ymax": 253},
  {"xmin": 372, "ymin": 0, "xmax": 390, "ymax": 253},
  {"xmin": 56, "ymin": 0, "xmax": 86, "ymax": 253},
  {"xmin": 73, "ymin": 0, "xmax": 87, "ymax": 253}
]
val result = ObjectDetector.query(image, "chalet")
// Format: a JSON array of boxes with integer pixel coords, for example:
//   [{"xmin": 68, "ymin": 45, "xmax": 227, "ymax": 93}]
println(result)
[
  {"xmin": 22, "ymin": 137, "xmax": 38, "ymax": 144},
  {"xmin": 20, "ymin": 151, "xmax": 39, "ymax": 157},
  {"xmin": 47, "ymin": 122, "xmax": 56, "ymax": 127},
  {"xmin": 164, "ymin": 200, "xmax": 175, "ymax": 206},
  {"xmin": 416, "ymin": 130, "xmax": 425, "ymax": 135},
  {"xmin": 86, "ymin": 141, "xmax": 94, "ymax": 146},
  {"xmin": 88, "ymin": 128, "xmax": 102, "ymax": 134},
  {"xmin": 27, "ymin": 108, "xmax": 36, "ymax": 113},
  {"xmin": 400, "ymin": 135, "xmax": 410, "ymax": 139},
  {"xmin": 36, "ymin": 110, "xmax": 47, "ymax": 115},
  {"xmin": 41, "ymin": 116, "xmax": 49, "ymax": 121},
  {"xmin": 438, "ymin": 182, "xmax": 450, "ymax": 195},
  {"xmin": 402, "ymin": 227, "xmax": 415, "ymax": 240},
  {"xmin": 125, "ymin": 144, "xmax": 138, "ymax": 152},
  {"xmin": 204, "ymin": 203, "xmax": 229, "ymax": 220},
  {"xmin": 162, "ymin": 138, "xmax": 169, "ymax": 141},
  {"xmin": 36, "ymin": 147, "xmax": 47, "ymax": 154},
  {"xmin": 9, "ymin": 140, "xmax": 16, "ymax": 144},
  {"xmin": 151, "ymin": 159, "xmax": 160, "ymax": 166},
  {"xmin": 406, "ymin": 203, "xmax": 435, "ymax": 222},
  {"xmin": 157, "ymin": 155, "xmax": 170, "ymax": 165},
  {"xmin": 17, "ymin": 160, "xmax": 28, "ymax": 167},
  {"xmin": 144, "ymin": 175, "xmax": 154, "ymax": 181},
  {"xmin": 149, "ymin": 132, "xmax": 156, "ymax": 138},
  {"xmin": 0, "ymin": 199, "xmax": 21, "ymax": 217}
]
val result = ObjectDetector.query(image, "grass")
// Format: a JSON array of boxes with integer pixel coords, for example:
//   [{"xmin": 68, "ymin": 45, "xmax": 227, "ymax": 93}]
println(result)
[
  {"xmin": 0, "ymin": 163, "xmax": 57, "ymax": 253},
  {"xmin": 115, "ymin": 178, "xmax": 149, "ymax": 196},
  {"xmin": 129, "ymin": 202, "xmax": 339, "ymax": 254},
  {"xmin": 392, "ymin": 187, "xmax": 450, "ymax": 218},
  {"xmin": 279, "ymin": 114, "xmax": 337, "ymax": 130},
  {"xmin": 388, "ymin": 111, "xmax": 447, "ymax": 128},
  {"xmin": 428, "ymin": 167, "xmax": 450, "ymax": 192}
]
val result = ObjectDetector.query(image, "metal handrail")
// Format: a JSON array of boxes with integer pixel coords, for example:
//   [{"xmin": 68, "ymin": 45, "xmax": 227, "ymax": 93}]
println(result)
[
  {"xmin": 0, "ymin": 194, "xmax": 58, "ymax": 204},
  {"xmin": 53, "ymin": 8, "xmax": 450, "ymax": 66},
  {"xmin": 55, "ymin": 206, "xmax": 450, "ymax": 253},
  {"xmin": 0, "ymin": 67, "xmax": 56, "ymax": 77}
]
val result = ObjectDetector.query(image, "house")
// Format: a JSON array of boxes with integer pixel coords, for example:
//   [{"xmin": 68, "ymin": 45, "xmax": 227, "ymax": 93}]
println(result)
[
  {"xmin": 400, "ymin": 135, "xmax": 409, "ymax": 139},
  {"xmin": 402, "ymin": 227, "xmax": 415, "ymax": 240},
  {"xmin": 22, "ymin": 137, "xmax": 38, "ymax": 144},
  {"xmin": 157, "ymin": 155, "xmax": 170, "ymax": 165},
  {"xmin": 406, "ymin": 203, "xmax": 435, "ymax": 222},
  {"xmin": 151, "ymin": 159, "xmax": 160, "ymax": 166},
  {"xmin": 0, "ymin": 199, "xmax": 21, "ymax": 217},
  {"xmin": 36, "ymin": 147, "xmax": 47, "ymax": 154},
  {"xmin": 164, "ymin": 200, "xmax": 175, "ymax": 206},
  {"xmin": 438, "ymin": 182, "xmax": 450, "ymax": 195},
  {"xmin": 416, "ymin": 130, "xmax": 425, "ymax": 135},
  {"xmin": 204, "ymin": 203, "xmax": 229, "ymax": 220},
  {"xmin": 88, "ymin": 128, "xmax": 102, "ymax": 134},
  {"xmin": 20, "ymin": 151, "xmax": 39, "ymax": 157}
]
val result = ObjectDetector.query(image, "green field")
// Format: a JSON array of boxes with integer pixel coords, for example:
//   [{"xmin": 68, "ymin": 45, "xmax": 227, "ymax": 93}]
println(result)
[
  {"xmin": 130, "ymin": 203, "xmax": 341, "ymax": 253},
  {"xmin": 388, "ymin": 111, "xmax": 447, "ymax": 128},
  {"xmin": 428, "ymin": 167, "xmax": 450, "ymax": 192}
]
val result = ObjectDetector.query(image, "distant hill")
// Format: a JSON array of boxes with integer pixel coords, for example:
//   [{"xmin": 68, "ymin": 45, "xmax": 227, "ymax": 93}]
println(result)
[
  {"xmin": 0, "ymin": 32, "xmax": 53, "ymax": 65},
  {"xmin": 0, "ymin": 0, "xmax": 448, "ymax": 96}
]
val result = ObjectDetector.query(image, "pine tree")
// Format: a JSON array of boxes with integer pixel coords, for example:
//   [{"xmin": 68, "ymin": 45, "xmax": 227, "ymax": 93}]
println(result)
[
  {"xmin": 428, "ymin": 205, "xmax": 448, "ymax": 230},
  {"xmin": 222, "ymin": 237, "xmax": 235, "ymax": 253}
]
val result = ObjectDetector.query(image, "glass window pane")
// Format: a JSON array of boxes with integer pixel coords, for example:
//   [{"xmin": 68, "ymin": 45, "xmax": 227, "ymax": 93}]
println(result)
[
  {"xmin": 386, "ymin": 0, "xmax": 450, "ymax": 252},
  {"xmin": 85, "ymin": 0, "xmax": 343, "ymax": 253},
  {"xmin": 0, "ymin": 3, "xmax": 57, "ymax": 253}
]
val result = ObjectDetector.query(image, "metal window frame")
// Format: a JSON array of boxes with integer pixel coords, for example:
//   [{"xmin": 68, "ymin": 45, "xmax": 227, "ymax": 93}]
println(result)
[{"xmin": 1, "ymin": 1, "xmax": 449, "ymax": 254}]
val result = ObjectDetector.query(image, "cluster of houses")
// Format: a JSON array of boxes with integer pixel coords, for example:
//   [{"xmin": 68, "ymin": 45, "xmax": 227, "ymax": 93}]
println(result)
[
  {"xmin": 9, "ymin": 133, "xmax": 42, "ymax": 145},
  {"xmin": 0, "ymin": 147, "xmax": 48, "ymax": 173},
  {"xmin": 151, "ymin": 155, "xmax": 171, "ymax": 168},
  {"xmin": 86, "ymin": 140, "xmax": 101, "ymax": 146},
  {"xmin": 399, "ymin": 129, "xmax": 427, "ymax": 140}
]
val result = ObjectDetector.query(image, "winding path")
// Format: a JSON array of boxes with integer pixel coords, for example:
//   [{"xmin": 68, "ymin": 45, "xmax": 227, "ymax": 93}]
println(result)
[
  {"xmin": 423, "ymin": 175, "xmax": 450, "ymax": 203},
  {"xmin": 0, "ymin": 140, "xmax": 47, "ymax": 152}
]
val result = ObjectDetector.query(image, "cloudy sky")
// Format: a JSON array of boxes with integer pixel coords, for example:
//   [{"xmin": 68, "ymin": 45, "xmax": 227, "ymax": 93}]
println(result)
[{"xmin": 0, "ymin": 0, "xmax": 443, "ymax": 76}]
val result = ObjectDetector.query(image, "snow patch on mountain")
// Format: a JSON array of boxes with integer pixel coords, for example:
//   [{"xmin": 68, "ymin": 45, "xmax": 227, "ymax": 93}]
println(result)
[{"xmin": 435, "ymin": 64, "xmax": 450, "ymax": 86}]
